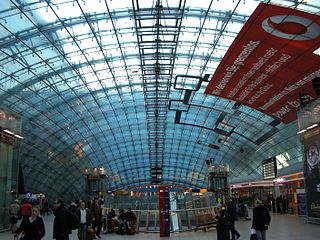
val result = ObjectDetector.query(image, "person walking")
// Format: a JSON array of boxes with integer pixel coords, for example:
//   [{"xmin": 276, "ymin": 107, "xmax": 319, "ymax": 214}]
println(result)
[
  {"xmin": 216, "ymin": 205, "xmax": 230, "ymax": 240},
  {"xmin": 227, "ymin": 198, "xmax": 240, "ymax": 240},
  {"xmin": 53, "ymin": 198, "xmax": 77, "ymax": 240},
  {"xmin": 9, "ymin": 199, "xmax": 20, "ymax": 233},
  {"xmin": 15, "ymin": 206, "xmax": 45, "ymax": 240},
  {"xmin": 252, "ymin": 199, "xmax": 271, "ymax": 240},
  {"xmin": 20, "ymin": 199, "xmax": 32, "ymax": 221},
  {"xmin": 76, "ymin": 201, "xmax": 92, "ymax": 240},
  {"xmin": 90, "ymin": 198, "xmax": 102, "ymax": 239}
]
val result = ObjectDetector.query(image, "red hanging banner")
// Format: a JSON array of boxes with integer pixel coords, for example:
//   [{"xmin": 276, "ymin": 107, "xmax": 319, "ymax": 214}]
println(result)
[{"xmin": 205, "ymin": 3, "xmax": 320, "ymax": 123}]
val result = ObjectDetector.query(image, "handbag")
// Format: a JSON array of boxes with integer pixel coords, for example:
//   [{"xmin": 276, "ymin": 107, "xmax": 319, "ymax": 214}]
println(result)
[
  {"xmin": 250, "ymin": 234, "xmax": 257, "ymax": 240},
  {"xmin": 250, "ymin": 228, "xmax": 257, "ymax": 240}
]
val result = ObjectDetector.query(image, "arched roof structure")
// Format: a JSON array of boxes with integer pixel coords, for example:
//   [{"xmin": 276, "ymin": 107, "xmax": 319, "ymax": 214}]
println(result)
[{"xmin": 0, "ymin": 0, "xmax": 319, "ymax": 200}]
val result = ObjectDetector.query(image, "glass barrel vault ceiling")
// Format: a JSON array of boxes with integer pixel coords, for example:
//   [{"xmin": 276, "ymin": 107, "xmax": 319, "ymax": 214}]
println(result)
[{"xmin": 0, "ymin": 0, "xmax": 319, "ymax": 199}]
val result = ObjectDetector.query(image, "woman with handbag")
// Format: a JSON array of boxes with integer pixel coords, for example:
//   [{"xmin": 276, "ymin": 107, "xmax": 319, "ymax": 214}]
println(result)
[{"xmin": 15, "ymin": 206, "xmax": 45, "ymax": 240}]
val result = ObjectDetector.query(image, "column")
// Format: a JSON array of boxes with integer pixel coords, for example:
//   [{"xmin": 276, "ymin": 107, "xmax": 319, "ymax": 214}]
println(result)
[{"xmin": 159, "ymin": 186, "xmax": 170, "ymax": 237}]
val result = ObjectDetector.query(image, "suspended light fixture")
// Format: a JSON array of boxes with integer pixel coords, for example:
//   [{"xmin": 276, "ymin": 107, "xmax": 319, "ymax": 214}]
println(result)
[
  {"xmin": 1, "ymin": 128, "xmax": 24, "ymax": 139},
  {"xmin": 297, "ymin": 123, "xmax": 319, "ymax": 134}
]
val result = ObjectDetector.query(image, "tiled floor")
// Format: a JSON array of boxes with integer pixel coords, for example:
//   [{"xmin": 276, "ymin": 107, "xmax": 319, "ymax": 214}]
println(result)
[{"xmin": 1, "ymin": 212, "xmax": 319, "ymax": 239}]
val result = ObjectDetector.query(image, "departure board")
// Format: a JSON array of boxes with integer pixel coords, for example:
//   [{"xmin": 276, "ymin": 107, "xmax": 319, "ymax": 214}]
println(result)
[{"xmin": 262, "ymin": 157, "xmax": 277, "ymax": 180}]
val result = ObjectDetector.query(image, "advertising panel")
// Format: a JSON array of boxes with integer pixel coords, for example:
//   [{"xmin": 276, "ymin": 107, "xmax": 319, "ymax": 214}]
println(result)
[
  {"xmin": 303, "ymin": 129, "xmax": 320, "ymax": 221},
  {"xmin": 205, "ymin": 3, "xmax": 320, "ymax": 123},
  {"xmin": 296, "ymin": 189, "xmax": 307, "ymax": 216}
]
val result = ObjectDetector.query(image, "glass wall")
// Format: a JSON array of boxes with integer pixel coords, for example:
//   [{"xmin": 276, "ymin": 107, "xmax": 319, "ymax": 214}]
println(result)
[
  {"xmin": 0, "ymin": 107, "xmax": 21, "ymax": 231},
  {"xmin": 0, "ymin": 141, "xmax": 18, "ymax": 231}
]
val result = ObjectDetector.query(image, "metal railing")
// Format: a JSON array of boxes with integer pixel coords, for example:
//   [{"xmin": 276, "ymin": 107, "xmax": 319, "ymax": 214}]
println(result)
[{"xmin": 104, "ymin": 206, "xmax": 217, "ymax": 233}]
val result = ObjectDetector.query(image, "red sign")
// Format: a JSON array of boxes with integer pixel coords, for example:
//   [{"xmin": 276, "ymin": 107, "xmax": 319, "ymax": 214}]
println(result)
[
  {"xmin": 205, "ymin": 3, "xmax": 320, "ymax": 123},
  {"xmin": 159, "ymin": 186, "xmax": 170, "ymax": 237}
]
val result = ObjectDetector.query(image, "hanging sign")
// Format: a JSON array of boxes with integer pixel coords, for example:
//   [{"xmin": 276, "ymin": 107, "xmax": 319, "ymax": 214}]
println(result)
[{"xmin": 205, "ymin": 3, "xmax": 320, "ymax": 123}]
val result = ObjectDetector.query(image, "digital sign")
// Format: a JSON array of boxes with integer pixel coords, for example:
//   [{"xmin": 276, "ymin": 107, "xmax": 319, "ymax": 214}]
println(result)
[{"xmin": 262, "ymin": 157, "xmax": 277, "ymax": 180}]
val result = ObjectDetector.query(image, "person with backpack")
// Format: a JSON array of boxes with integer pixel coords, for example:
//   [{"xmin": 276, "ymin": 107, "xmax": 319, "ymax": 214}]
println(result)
[{"xmin": 53, "ymin": 198, "xmax": 79, "ymax": 240}]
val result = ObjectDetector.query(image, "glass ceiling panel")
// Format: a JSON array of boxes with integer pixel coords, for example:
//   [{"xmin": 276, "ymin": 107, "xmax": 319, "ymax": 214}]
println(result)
[{"xmin": 0, "ymin": 0, "xmax": 318, "ymax": 199}]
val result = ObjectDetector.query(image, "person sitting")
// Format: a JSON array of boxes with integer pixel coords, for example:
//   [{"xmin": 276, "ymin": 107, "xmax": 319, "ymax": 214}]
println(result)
[
  {"xmin": 116, "ymin": 209, "xmax": 126, "ymax": 235},
  {"xmin": 106, "ymin": 209, "xmax": 117, "ymax": 233},
  {"xmin": 124, "ymin": 208, "xmax": 137, "ymax": 234},
  {"xmin": 118, "ymin": 209, "xmax": 126, "ymax": 222},
  {"xmin": 107, "ymin": 209, "xmax": 116, "ymax": 220}
]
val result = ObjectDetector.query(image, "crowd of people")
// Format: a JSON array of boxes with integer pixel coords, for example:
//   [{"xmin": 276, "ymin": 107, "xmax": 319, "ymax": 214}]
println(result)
[
  {"xmin": 9, "ymin": 198, "xmax": 137, "ymax": 240},
  {"xmin": 9, "ymin": 196, "xmax": 272, "ymax": 240},
  {"xmin": 214, "ymin": 198, "xmax": 271, "ymax": 240}
]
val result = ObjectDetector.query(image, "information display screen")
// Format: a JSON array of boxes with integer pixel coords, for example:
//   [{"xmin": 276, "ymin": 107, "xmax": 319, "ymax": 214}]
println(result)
[{"xmin": 262, "ymin": 157, "xmax": 277, "ymax": 180}]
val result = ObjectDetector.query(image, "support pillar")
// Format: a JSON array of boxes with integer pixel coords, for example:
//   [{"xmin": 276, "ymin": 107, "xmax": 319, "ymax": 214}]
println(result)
[{"xmin": 159, "ymin": 186, "xmax": 170, "ymax": 237}]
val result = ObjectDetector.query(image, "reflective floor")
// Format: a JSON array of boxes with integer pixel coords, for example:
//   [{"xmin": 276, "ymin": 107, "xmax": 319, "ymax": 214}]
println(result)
[{"xmin": 1, "ymin": 212, "xmax": 319, "ymax": 240}]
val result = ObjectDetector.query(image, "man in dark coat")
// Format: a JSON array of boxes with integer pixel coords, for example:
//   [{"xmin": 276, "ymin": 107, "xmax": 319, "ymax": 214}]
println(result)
[
  {"xmin": 90, "ymin": 198, "xmax": 102, "ymax": 239},
  {"xmin": 216, "ymin": 205, "xmax": 230, "ymax": 240},
  {"xmin": 252, "ymin": 199, "xmax": 271, "ymax": 240},
  {"xmin": 53, "ymin": 199, "xmax": 74, "ymax": 240},
  {"xmin": 227, "ymin": 199, "xmax": 240, "ymax": 240}
]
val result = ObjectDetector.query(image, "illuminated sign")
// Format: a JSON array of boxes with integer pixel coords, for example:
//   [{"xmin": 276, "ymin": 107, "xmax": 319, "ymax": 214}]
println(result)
[
  {"xmin": 205, "ymin": 3, "xmax": 320, "ymax": 123},
  {"xmin": 262, "ymin": 157, "xmax": 277, "ymax": 180}
]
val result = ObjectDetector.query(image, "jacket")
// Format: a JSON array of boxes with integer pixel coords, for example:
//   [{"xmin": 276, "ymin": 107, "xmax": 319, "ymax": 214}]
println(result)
[
  {"xmin": 227, "ymin": 200, "xmax": 237, "ymax": 221},
  {"xmin": 16, "ymin": 216, "xmax": 45, "ymax": 240},
  {"xmin": 252, "ymin": 205, "xmax": 271, "ymax": 230},
  {"xmin": 9, "ymin": 202, "xmax": 20, "ymax": 217},
  {"xmin": 216, "ymin": 209, "xmax": 230, "ymax": 240},
  {"xmin": 76, "ymin": 208, "xmax": 92, "ymax": 226},
  {"xmin": 21, "ymin": 203, "xmax": 32, "ymax": 217},
  {"xmin": 53, "ymin": 207, "xmax": 72, "ymax": 239},
  {"xmin": 90, "ymin": 203, "xmax": 102, "ymax": 222}
]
